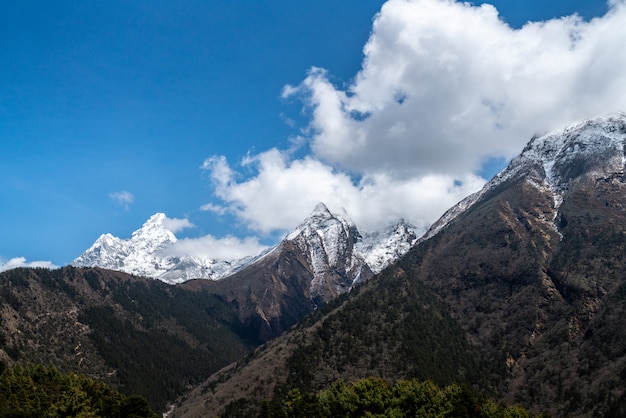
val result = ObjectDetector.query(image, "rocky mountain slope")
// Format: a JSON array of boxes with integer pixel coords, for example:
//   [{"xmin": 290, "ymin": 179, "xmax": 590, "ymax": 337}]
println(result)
[
  {"xmin": 0, "ymin": 203, "xmax": 419, "ymax": 415},
  {"xmin": 73, "ymin": 204, "xmax": 420, "ymax": 341},
  {"xmin": 73, "ymin": 205, "xmax": 421, "ymax": 286},
  {"xmin": 171, "ymin": 113, "xmax": 626, "ymax": 418},
  {"xmin": 180, "ymin": 203, "xmax": 418, "ymax": 342}
]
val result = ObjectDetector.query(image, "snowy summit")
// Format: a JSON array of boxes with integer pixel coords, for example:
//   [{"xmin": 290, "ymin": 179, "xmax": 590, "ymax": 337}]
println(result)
[{"xmin": 73, "ymin": 204, "xmax": 422, "ymax": 286}]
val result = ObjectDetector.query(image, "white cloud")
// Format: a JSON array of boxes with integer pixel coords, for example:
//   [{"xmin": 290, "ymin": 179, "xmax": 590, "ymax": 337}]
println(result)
[
  {"xmin": 166, "ymin": 235, "xmax": 269, "ymax": 261},
  {"xmin": 162, "ymin": 217, "xmax": 194, "ymax": 233},
  {"xmin": 0, "ymin": 257, "xmax": 58, "ymax": 272},
  {"xmin": 199, "ymin": 202, "xmax": 227, "ymax": 215},
  {"xmin": 202, "ymin": 148, "xmax": 483, "ymax": 233},
  {"xmin": 285, "ymin": 0, "xmax": 626, "ymax": 178},
  {"xmin": 202, "ymin": 0, "xmax": 626, "ymax": 237},
  {"xmin": 110, "ymin": 191, "xmax": 134, "ymax": 209}
]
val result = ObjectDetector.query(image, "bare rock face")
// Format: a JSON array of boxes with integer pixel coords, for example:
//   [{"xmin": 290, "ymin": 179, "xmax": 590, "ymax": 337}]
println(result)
[
  {"xmin": 283, "ymin": 202, "xmax": 373, "ymax": 306},
  {"xmin": 185, "ymin": 203, "xmax": 376, "ymax": 342}
]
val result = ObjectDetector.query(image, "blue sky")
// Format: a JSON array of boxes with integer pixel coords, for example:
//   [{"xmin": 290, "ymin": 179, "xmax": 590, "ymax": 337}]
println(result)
[{"xmin": 1, "ymin": 0, "xmax": 622, "ymax": 269}]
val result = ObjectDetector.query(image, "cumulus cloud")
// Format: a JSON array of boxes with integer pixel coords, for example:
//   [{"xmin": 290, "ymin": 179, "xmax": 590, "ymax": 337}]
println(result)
[
  {"xmin": 110, "ymin": 191, "xmax": 134, "ymax": 209},
  {"xmin": 162, "ymin": 217, "xmax": 194, "ymax": 233},
  {"xmin": 166, "ymin": 235, "xmax": 269, "ymax": 261},
  {"xmin": 202, "ymin": 0, "xmax": 626, "ymax": 236},
  {"xmin": 199, "ymin": 203, "xmax": 227, "ymax": 215},
  {"xmin": 0, "ymin": 257, "xmax": 58, "ymax": 272},
  {"xmin": 158, "ymin": 214, "xmax": 266, "ymax": 261},
  {"xmin": 284, "ymin": 0, "xmax": 626, "ymax": 178},
  {"xmin": 202, "ymin": 149, "xmax": 483, "ymax": 233}
]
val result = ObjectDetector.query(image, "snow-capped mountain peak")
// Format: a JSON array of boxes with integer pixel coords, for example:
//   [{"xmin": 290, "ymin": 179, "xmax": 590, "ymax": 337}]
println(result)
[
  {"xmin": 74, "ymin": 203, "xmax": 422, "ymax": 291},
  {"xmin": 282, "ymin": 203, "xmax": 364, "ymax": 301},
  {"xmin": 130, "ymin": 213, "xmax": 175, "ymax": 242},
  {"xmin": 518, "ymin": 113, "xmax": 626, "ymax": 188},
  {"xmin": 286, "ymin": 202, "xmax": 358, "ymax": 266},
  {"xmin": 279, "ymin": 203, "xmax": 423, "ymax": 303},
  {"xmin": 72, "ymin": 213, "xmax": 248, "ymax": 283},
  {"xmin": 356, "ymin": 219, "xmax": 421, "ymax": 274},
  {"xmin": 129, "ymin": 213, "xmax": 177, "ymax": 254},
  {"xmin": 422, "ymin": 113, "xmax": 626, "ymax": 241}
]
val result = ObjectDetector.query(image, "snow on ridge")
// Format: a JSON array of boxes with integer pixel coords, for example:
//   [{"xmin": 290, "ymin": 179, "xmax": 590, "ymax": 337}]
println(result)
[
  {"xmin": 289, "ymin": 203, "xmax": 423, "ymax": 274},
  {"xmin": 284, "ymin": 202, "xmax": 364, "ymax": 299},
  {"xmin": 74, "ymin": 115, "xmax": 626, "ymax": 286},
  {"xmin": 283, "ymin": 203, "xmax": 422, "ymax": 299},
  {"xmin": 419, "ymin": 113, "xmax": 626, "ymax": 244},
  {"xmin": 521, "ymin": 113, "xmax": 626, "ymax": 183},
  {"xmin": 73, "ymin": 204, "xmax": 421, "ymax": 286},
  {"xmin": 355, "ymin": 219, "xmax": 423, "ymax": 274}
]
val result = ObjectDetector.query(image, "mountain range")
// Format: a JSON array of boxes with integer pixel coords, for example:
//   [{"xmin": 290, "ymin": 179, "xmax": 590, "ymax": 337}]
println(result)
[
  {"xmin": 169, "ymin": 113, "xmax": 626, "ymax": 418},
  {"xmin": 180, "ymin": 203, "xmax": 421, "ymax": 341},
  {"xmin": 73, "ymin": 204, "xmax": 422, "ymax": 286},
  {"xmin": 71, "ymin": 202, "xmax": 421, "ymax": 341},
  {"xmin": 3, "ymin": 114, "xmax": 626, "ymax": 417}
]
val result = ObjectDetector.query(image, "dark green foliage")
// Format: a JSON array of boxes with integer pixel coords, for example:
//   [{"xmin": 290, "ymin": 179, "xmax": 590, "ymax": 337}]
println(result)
[
  {"xmin": 0, "ymin": 267, "xmax": 258, "ymax": 413},
  {"xmin": 284, "ymin": 340, "xmax": 318, "ymax": 392},
  {"xmin": 280, "ymin": 265, "xmax": 485, "ymax": 396},
  {"xmin": 77, "ymin": 282, "xmax": 256, "ymax": 411},
  {"xmin": 257, "ymin": 377, "xmax": 538, "ymax": 418},
  {"xmin": 0, "ymin": 364, "xmax": 158, "ymax": 417}
]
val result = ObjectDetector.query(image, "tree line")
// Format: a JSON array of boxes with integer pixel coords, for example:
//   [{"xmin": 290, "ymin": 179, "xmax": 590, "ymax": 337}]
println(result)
[
  {"xmin": 0, "ymin": 364, "xmax": 158, "ymax": 417},
  {"xmin": 255, "ymin": 377, "xmax": 545, "ymax": 418}
]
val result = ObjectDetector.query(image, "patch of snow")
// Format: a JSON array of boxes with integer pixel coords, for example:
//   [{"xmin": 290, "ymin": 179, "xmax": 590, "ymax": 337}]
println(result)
[{"xmin": 355, "ymin": 219, "xmax": 423, "ymax": 274}]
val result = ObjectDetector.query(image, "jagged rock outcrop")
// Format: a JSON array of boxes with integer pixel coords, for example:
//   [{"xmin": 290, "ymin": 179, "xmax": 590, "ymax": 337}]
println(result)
[{"xmin": 183, "ymin": 203, "xmax": 377, "ymax": 341}]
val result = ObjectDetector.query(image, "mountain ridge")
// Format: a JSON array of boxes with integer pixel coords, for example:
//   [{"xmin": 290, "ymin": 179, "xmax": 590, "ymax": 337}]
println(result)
[
  {"xmin": 0, "ymin": 266, "xmax": 258, "ymax": 413},
  {"xmin": 178, "ymin": 202, "xmax": 391, "ymax": 341},
  {"xmin": 170, "ymin": 113, "xmax": 626, "ymax": 418},
  {"xmin": 73, "ymin": 203, "xmax": 422, "ymax": 288},
  {"xmin": 422, "ymin": 112, "xmax": 626, "ymax": 242}
]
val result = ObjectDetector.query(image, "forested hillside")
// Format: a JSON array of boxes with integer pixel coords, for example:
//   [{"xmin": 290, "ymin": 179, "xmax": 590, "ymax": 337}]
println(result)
[
  {"xmin": 256, "ymin": 377, "xmax": 539, "ymax": 418},
  {"xmin": 0, "ymin": 364, "xmax": 158, "ymax": 417},
  {"xmin": 0, "ymin": 266, "xmax": 257, "ymax": 412},
  {"xmin": 171, "ymin": 117, "xmax": 626, "ymax": 418}
]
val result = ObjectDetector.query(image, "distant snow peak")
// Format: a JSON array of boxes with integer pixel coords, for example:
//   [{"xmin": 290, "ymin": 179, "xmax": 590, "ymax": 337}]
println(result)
[
  {"xmin": 72, "ymin": 213, "xmax": 248, "ymax": 284},
  {"xmin": 356, "ymin": 219, "xmax": 421, "ymax": 274},
  {"xmin": 74, "ymin": 203, "xmax": 423, "ymax": 290}
]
